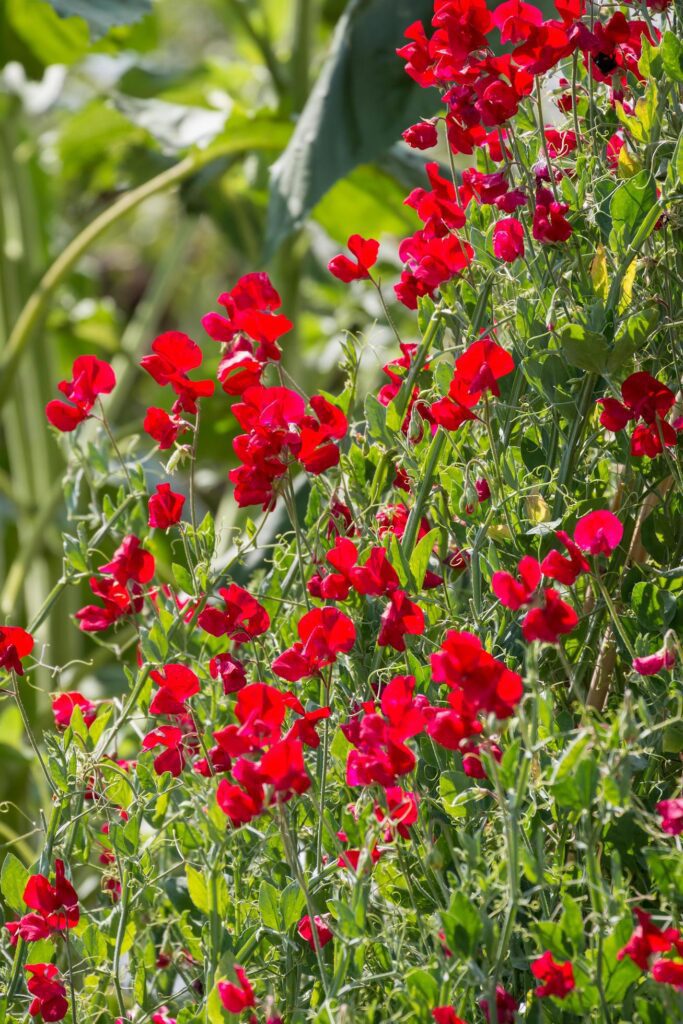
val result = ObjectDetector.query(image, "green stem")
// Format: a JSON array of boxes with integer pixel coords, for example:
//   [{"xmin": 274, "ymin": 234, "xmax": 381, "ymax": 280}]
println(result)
[{"xmin": 401, "ymin": 429, "xmax": 446, "ymax": 559}]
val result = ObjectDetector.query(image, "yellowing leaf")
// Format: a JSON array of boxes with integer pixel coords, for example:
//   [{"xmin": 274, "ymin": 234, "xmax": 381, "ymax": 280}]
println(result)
[
  {"xmin": 525, "ymin": 493, "xmax": 551, "ymax": 524},
  {"xmin": 619, "ymin": 258, "xmax": 637, "ymax": 312},
  {"xmin": 590, "ymin": 244, "xmax": 609, "ymax": 301},
  {"xmin": 617, "ymin": 144, "xmax": 642, "ymax": 179}
]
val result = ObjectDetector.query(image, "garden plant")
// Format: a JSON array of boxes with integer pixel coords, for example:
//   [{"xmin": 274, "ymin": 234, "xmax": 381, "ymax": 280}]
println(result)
[{"xmin": 1, "ymin": 0, "xmax": 683, "ymax": 1023}]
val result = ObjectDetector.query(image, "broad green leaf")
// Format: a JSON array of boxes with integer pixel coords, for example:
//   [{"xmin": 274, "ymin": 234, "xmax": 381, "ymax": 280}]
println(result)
[
  {"xmin": 258, "ymin": 880, "xmax": 281, "ymax": 930},
  {"xmin": 441, "ymin": 891, "xmax": 483, "ymax": 957},
  {"xmin": 1, "ymin": 852, "xmax": 29, "ymax": 912},
  {"xmin": 185, "ymin": 865, "xmax": 209, "ymax": 914},
  {"xmin": 408, "ymin": 528, "xmax": 439, "ymax": 590},
  {"xmin": 5, "ymin": 0, "xmax": 89, "ymax": 68},
  {"xmin": 281, "ymin": 881, "xmax": 306, "ymax": 930},
  {"xmin": 661, "ymin": 31, "xmax": 683, "ymax": 82},
  {"xmin": 609, "ymin": 171, "xmax": 657, "ymax": 252},
  {"xmin": 266, "ymin": 0, "xmax": 438, "ymax": 252},
  {"xmin": 45, "ymin": 0, "xmax": 152, "ymax": 39},
  {"xmin": 557, "ymin": 324, "xmax": 609, "ymax": 374},
  {"xmin": 631, "ymin": 582, "xmax": 677, "ymax": 632}
]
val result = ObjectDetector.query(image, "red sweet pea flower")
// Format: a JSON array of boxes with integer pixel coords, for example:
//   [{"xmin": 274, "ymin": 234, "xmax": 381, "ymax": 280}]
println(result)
[
  {"xmin": 378, "ymin": 590, "xmax": 425, "ymax": 651},
  {"xmin": 149, "ymin": 664, "xmax": 200, "ymax": 716},
  {"xmin": 522, "ymin": 588, "xmax": 578, "ymax": 643},
  {"xmin": 618, "ymin": 909, "xmax": 681, "ymax": 969},
  {"xmin": 143, "ymin": 406, "xmax": 188, "ymax": 450},
  {"xmin": 375, "ymin": 787, "xmax": 419, "ymax": 839},
  {"xmin": 297, "ymin": 914, "xmax": 334, "ymax": 949},
  {"xmin": 540, "ymin": 530, "xmax": 589, "ymax": 585},
  {"xmin": 512, "ymin": 20, "xmax": 575, "ymax": 75},
  {"xmin": 573, "ymin": 509, "xmax": 623, "ymax": 556},
  {"xmin": 657, "ymin": 798, "xmax": 683, "ymax": 836},
  {"xmin": 405, "ymin": 163, "xmax": 466, "ymax": 236},
  {"xmin": 198, "ymin": 584, "xmax": 270, "ymax": 643},
  {"xmin": 19, "ymin": 860, "xmax": 79, "ymax": 940},
  {"xmin": 397, "ymin": 20, "xmax": 437, "ymax": 89},
  {"xmin": 203, "ymin": 272, "xmax": 292, "ymax": 364},
  {"xmin": 272, "ymin": 607, "xmax": 356, "ymax": 681},
  {"xmin": 493, "ymin": 217, "xmax": 525, "ymax": 261},
  {"xmin": 455, "ymin": 338, "xmax": 515, "ymax": 398},
  {"xmin": 431, "ymin": 630, "xmax": 523, "ymax": 719},
  {"xmin": 492, "ymin": 555, "xmax": 541, "ymax": 609},
  {"xmin": 217, "ymin": 779, "xmax": 264, "ymax": 827},
  {"xmin": 0, "ymin": 625, "xmax": 34, "ymax": 675},
  {"xmin": 141, "ymin": 726, "xmax": 188, "ymax": 777},
  {"xmin": 328, "ymin": 235, "xmax": 379, "ymax": 283},
  {"xmin": 652, "ymin": 959, "xmax": 683, "ymax": 989},
  {"xmin": 597, "ymin": 372, "xmax": 678, "ymax": 457},
  {"xmin": 544, "ymin": 127, "xmax": 577, "ymax": 157},
  {"xmin": 533, "ymin": 187, "xmax": 572, "ymax": 243},
  {"xmin": 531, "ymin": 951, "xmax": 575, "ymax": 998},
  {"xmin": 377, "ymin": 503, "xmax": 429, "ymax": 542},
  {"xmin": 492, "ymin": 0, "xmax": 542, "ymax": 43},
  {"xmin": 632, "ymin": 647, "xmax": 676, "ymax": 676},
  {"xmin": 402, "ymin": 121, "xmax": 439, "ymax": 149},
  {"xmin": 51, "ymin": 692, "xmax": 97, "ymax": 729},
  {"xmin": 432, "ymin": 1008, "xmax": 466, "ymax": 1024},
  {"xmin": 217, "ymin": 966, "xmax": 256, "ymax": 1014},
  {"xmin": 46, "ymin": 355, "xmax": 115, "ymax": 432},
  {"xmin": 395, "ymin": 233, "xmax": 474, "ymax": 308},
  {"xmin": 140, "ymin": 331, "xmax": 214, "ymax": 413},
  {"xmin": 101, "ymin": 536, "xmax": 155, "ymax": 586},
  {"xmin": 479, "ymin": 986, "xmax": 518, "ymax": 1023},
  {"xmin": 25, "ymin": 964, "xmax": 69, "ymax": 1022},
  {"xmin": 75, "ymin": 577, "xmax": 143, "ymax": 633},
  {"xmin": 209, "ymin": 652, "xmax": 247, "ymax": 694},
  {"xmin": 148, "ymin": 483, "xmax": 185, "ymax": 529}
]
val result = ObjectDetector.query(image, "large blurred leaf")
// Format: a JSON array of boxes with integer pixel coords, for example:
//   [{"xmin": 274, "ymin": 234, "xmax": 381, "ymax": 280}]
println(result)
[
  {"xmin": 2, "ymin": 0, "xmax": 89, "ymax": 69},
  {"xmin": 265, "ymin": 0, "xmax": 437, "ymax": 254},
  {"xmin": 45, "ymin": 0, "xmax": 152, "ymax": 39}
]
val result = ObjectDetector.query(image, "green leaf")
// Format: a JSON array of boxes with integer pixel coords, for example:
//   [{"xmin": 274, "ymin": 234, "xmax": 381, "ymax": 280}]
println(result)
[
  {"xmin": 441, "ymin": 891, "xmax": 483, "ymax": 957},
  {"xmin": 1, "ymin": 852, "xmax": 29, "ymax": 912},
  {"xmin": 172, "ymin": 563, "xmax": 195, "ymax": 595},
  {"xmin": 631, "ymin": 582, "xmax": 677, "ymax": 632},
  {"xmin": 609, "ymin": 171, "xmax": 657, "ymax": 252},
  {"xmin": 281, "ymin": 882, "xmax": 306, "ymax": 930},
  {"xmin": 661, "ymin": 31, "xmax": 683, "ymax": 82},
  {"xmin": 258, "ymin": 880, "xmax": 281, "ymax": 931},
  {"xmin": 265, "ymin": 0, "xmax": 438, "ymax": 252},
  {"xmin": 557, "ymin": 324, "xmax": 609, "ymax": 374},
  {"xmin": 45, "ymin": 0, "xmax": 152, "ymax": 39},
  {"xmin": 5, "ymin": 0, "xmax": 89, "ymax": 68},
  {"xmin": 409, "ymin": 529, "xmax": 439, "ymax": 589},
  {"xmin": 185, "ymin": 865, "xmax": 209, "ymax": 914}
]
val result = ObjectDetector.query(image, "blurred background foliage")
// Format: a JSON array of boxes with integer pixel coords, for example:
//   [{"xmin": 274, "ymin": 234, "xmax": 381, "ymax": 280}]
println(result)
[{"xmin": 0, "ymin": 0, "xmax": 446, "ymax": 855}]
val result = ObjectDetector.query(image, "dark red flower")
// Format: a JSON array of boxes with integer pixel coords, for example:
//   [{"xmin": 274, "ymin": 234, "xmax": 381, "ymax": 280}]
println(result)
[
  {"xmin": 492, "ymin": 555, "xmax": 541, "ymax": 609},
  {"xmin": 533, "ymin": 187, "xmax": 572, "ymax": 243},
  {"xmin": 432, "ymin": 630, "xmax": 522, "ymax": 719},
  {"xmin": 75, "ymin": 577, "xmax": 142, "ymax": 633},
  {"xmin": 657, "ymin": 798, "xmax": 683, "ymax": 836},
  {"xmin": 492, "ymin": 0, "xmax": 543, "ymax": 43},
  {"xmin": 377, "ymin": 590, "xmax": 425, "ymax": 651},
  {"xmin": 141, "ymin": 726, "xmax": 188, "ymax": 777},
  {"xmin": 652, "ymin": 959, "xmax": 683, "ymax": 989},
  {"xmin": 402, "ymin": 121, "xmax": 439, "ymax": 149},
  {"xmin": 479, "ymin": 986, "xmax": 518, "ymax": 1024},
  {"xmin": 493, "ymin": 217, "xmax": 525, "ymax": 262},
  {"xmin": 328, "ymin": 235, "xmax": 379, "ymax": 283},
  {"xmin": 19, "ymin": 860, "xmax": 79, "ymax": 939},
  {"xmin": 618, "ymin": 910, "xmax": 681, "ymax": 970},
  {"xmin": 540, "ymin": 530, "xmax": 589, "ymax": 585},
  {"xmin": 100, "ymin": 536, "xmax": 155, "ymax": 586},
  {"xmin": 25, "ymin": 964, "xmax": 68, "ymax": 1022},
  {"xmin": 148, "ymin": 483, "xmax": 185, "ymax": 530},
  {"xmin": 375, "ymin": 787, "xmax": 418, "ymax": 839},
  {"xmin": 46, "ymin": 355, "xmax": 115, "ymax": 432},
  {"xmin": 217, "ymin": 966, "xmax": 256, "ymax": 1013},
  {"xmin": 149, "ymin": 664, "xmax": 200, "ymax": 716},
  {"xmin": 531, "ymin": 951, "xmax": 575, "ymax": 998},
  {"xmin": 198, "ymin": 585, "xmax": 270, "ymax": 643},
  {"xmin": 432, "ymin": 1008, "xmax": 466, "ymax": 1024},
  {"xmin": 51, "ymin": 692, "xmax": 97, "ymax": 729},
  {"xmin": 143, "ymin": 406, "xmax": 188, "ymax": 450},
  {"xmin": 203, "ymin": 272, "xmax": 292, "ymax": 363},
  {"xmin": 209, "ymin": 652, "xmax": 247, "ymax": 694},
  {"xmin": 217, "ymin": 779, "xmax": 263, "ymax": 827},
  {"xmin": 140, "ymin": 332, "xmax": 214, "ymax": 413},
  {"xmin": 521, "ymin": 588, "xmax": 578, "ymax": 643},
  {"xmin": 0, "ymin": 625, "xmax": 34, "ymax": 675},
  {"xmin": 297, "ymin": 914, "xmax": 334, "ymax": 949},
  {"xmin": 272, "ymin": 607, "xmax": 356, "ymax": 681}
]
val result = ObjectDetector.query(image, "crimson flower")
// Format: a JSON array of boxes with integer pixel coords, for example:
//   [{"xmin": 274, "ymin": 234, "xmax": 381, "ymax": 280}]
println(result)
[
  {"xmin": 632, "ymin": 647, "xmax": 676, "ymax": 676},
  {"xmin": 198, "ymin": 584, "xmax": 270, "ymax": 643},
  {"xmin": 493, "ymin": 217, "xmax": 525, "ymax": 261},
  {"xmin": 202, "ymin": 272, "xmax": 292, "ymax": 363},
  {"xmin": 149, "ymin": 664, "xmax": 200, "ymax": 716},
  {"xmin": 377, "ymin": 590, "xmax": 425, "ymax": 651},
  {"xmin": 100, "ymin": 536, "xmax": 155, "ymax": 586},
  {"xmin": 46, "ymin": 355, "xmax": 115, "ymax": 432},
  {"xmin": 532, "ymin": 187, "xmax": 572, "ymax": 243},
  {"xmin": 492, "ymin": 555, "xmax": 541, "ymax": 610},
  {"xmin": 140, "ymin": 331, "xmax": 214, "ymax": 413},
  {"xmin": 75, "ymin": 577, "xmax": 142, "ymax": 633},
  {"xmin": 597, "ymin": 372, "xmax": 678, "ymax": 458},
  {"xmin": 531, "ymin": 951, "xmax": 575, "ymax": 998},
  {"xmin": 0, "ymin": 625, "xmax": 34, "ymax": 675},
  {"xmin": 652, "ymin": 959, "xmax": 683, "ymax": 989},
  {"xmin": 272, "ymin": 606, "xmax": 356, "ymax": 681},
  {"xmin": 618, "ymin": 909, "xmax": 681, "ymax": 970},
  {"xmin": 141, "ymin": 726, "xmax": 188, "ymax": 777},
  {"xmin": 432, "ymin": 1008, "xmax": 466, "ymax": 1024},
  {"xmin": 455, "ymin": 338, "xmax": 515, "ymax": 398},
  {"xmin": 375, "ymin": 787, "xmax": 418, "ymax": 839},
  {"xmin": 479, "ymin": 986, "xmax": 518, "ymax": 1023},
  {"xmin": 402, "ymin": 121, "xmax": 438, "ymax": 149},
  {"xmin": 492, "ymin": 0, "xmax": 542, "ymax": 43},
  {"xmin": 209, "ymin": 652, "xmax": 247, "ymax": 694},
  {"xmin": 51, "ymin": 692, "xmax": 97, "ymax": 729},
  {"xmin": 431, "ymin": 630, "xmax": 522, "ymax": 719},
  {"xmin": 217, "ymin": 778, "xmax": 263, "ymax": 828},
  {"xmin": 573, "ymin": 509, "xmax": 623, "ymax": 556},
  {"xmin": 521, "ymin": 588, "xmax": 578, "ymax": 644},
  {"xmin": 11, "ymin": 860, "xmax": 80, "ymax": 944},
  {"xmin": 540, "ymin": 530, "xmax": 589, "ymax": 585},
  {"xmin": 143, "ymin": 407, "xmax": 188, "ymax": 450},
  {"xmin": 328, "ymin": 234, "xmax": 379, "ymax": 282},
  {"xmin": 656, "ymin": 798, "xmax": 683, "ymax": 836},
  {"xmin": 148, "ymin": 483, "xmax": 185, "ymax": 530},
  {"xmin": 297, "ymin": 914, "xmax": 334, "ymax": 950},
  {"xmin": 25, "ymin": 964, "xmax": 68, "ymax": 1022},
  {"xmin": 217, "ymin": 966, "xmax": 255, "ymax": 1014}
]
